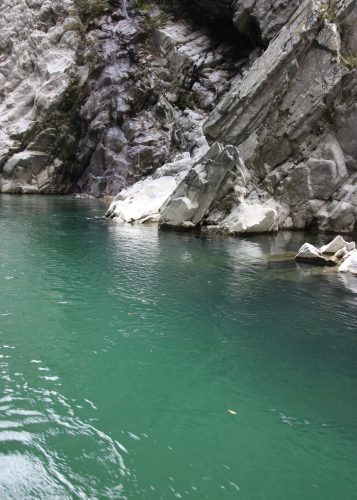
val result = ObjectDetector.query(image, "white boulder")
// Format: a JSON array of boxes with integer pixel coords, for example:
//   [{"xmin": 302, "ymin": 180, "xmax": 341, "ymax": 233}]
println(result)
[
  {"xmin": 222, "ymin": 203, "xmax": 278, "ymax": 234},
  {"xmin": 159, "ymin": 143, "xmax": 244, "ymax": 228},
  {"xmin": 106, "ymin": 176, "xmax": 178, "ymax": 223},
  {"xmin": 339, "ymin": 252, "xmax": 357, "ymax": 275},
  {"xmin": 295, "ymin": 236, "xmax": 357, "ymax": 270},
  {"xmin": 295, "ymin": 243, "xmax": 336, "ymax": 266},
  {"xmin": 320, "ymin": 235, "xmax": 356, "ymax": 254}
]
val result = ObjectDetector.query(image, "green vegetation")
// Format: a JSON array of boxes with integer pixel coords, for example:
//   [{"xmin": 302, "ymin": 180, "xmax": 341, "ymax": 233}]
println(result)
[
  {"xmin": 131, "ymin": 0, "xmax": 189, "ymax": 38},
  {"xmin": 141, "ymin": 12, "xmax": 167, "ymax": 33},
  {"xmin": 319, "ymin": 1, "xmax": 339, "ymax": 23},
  {"xmin": 341, "ymin": 52, "xmax": 357, "ymax": 69},
  {"xmin": 74, "ymin": 0, "xmax": 115, "ymax": 22},
  {"xmin": 133, "ymin": 0, "xmax": 183, "ymax": 19},
  {"xmin": 156, "ymin": 0, "xmax": 182, "ymax": 17},
  {"xmin": 132, "ymin": 1, "xmax": 168, "ymax": 35},
  {"xmin": 176, "ymin": 90, "xmax": 197, "ymax": 111},
  {"xmin": 133, "ymin": 0, "xmax": 151, "ymax": 12},
  {"xmin": 35, "ymin": 77, "xmax": 87, "ymax": 135}
]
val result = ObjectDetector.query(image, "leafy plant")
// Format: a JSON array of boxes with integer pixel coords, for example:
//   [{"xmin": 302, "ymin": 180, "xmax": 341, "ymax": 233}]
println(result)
[
  {"xmin": 74, "ymin": 0, "xmax": 115, "ymax": 22},
  {"xmin": 156, "ymin": 0, "xmax": 182, "ymax": 16},
  {"xmin": 341, "ymin": 52, "xmax": 357, "ymax": 69},
  {"xmin": 133, "ymin": 0, "xmax": 151, "ymax": 12},
  {"xmin": 319, "ymin": 0, "xmax": 339, "ymax": 23}
]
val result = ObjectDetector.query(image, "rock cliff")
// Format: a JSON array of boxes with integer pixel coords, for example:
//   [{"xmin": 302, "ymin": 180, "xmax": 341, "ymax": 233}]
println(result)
[
  {"xmin": 0, "ymin": 0, "xmax": 84, "ymax": 193},
  {"xmin": 203, "ymin": 0, "xmax": 357, "ymax": 234},
  {"xmin": 1, "ymin": 0, "xmax": 356, "ymax": 235}
]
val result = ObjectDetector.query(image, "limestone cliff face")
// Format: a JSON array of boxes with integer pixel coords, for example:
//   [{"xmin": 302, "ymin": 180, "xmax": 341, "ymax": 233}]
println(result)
[
  {"xmin": 202, "ymin": 0, "xmax": 357, "ymax": 234},
  {"xmin": 0, "ymin": 0, "xmax": 84, "ymax": 193},
  {"xmin": 77, "ymin": 2, "xmax": 241, "ymax": 197},
  {"xmin": 1, "ymin": 0, "xmax": 356, "ymax": 234}
]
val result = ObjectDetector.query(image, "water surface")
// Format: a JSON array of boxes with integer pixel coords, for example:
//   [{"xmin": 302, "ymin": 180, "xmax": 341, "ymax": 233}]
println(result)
[{"xmin": 0, "ymin": 195, "xmax": 356, "ymax": 499}]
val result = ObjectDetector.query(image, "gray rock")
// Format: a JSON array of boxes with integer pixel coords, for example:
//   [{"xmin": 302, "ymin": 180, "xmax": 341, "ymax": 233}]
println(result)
[
  {"xmin": 203, "ymin": 0, "xmax": 357, "ymax": 235},
  {"xmin": 233, "ymin": 0, "xmax": 303, "ymax": 43},
  {"xmin": 77, "ymin": 12, "xmax": 239, "ymax": 197},
  {"xmin": 0, "ymin": 0, "xmax": 83, "ymax": 194},
  {"xmin": 159, "ymin": 143, "xmax": 244, "ymax": 227},
  {"xmin": 1, "ymin": 0, "xmax": 356, "ymax": 238}
]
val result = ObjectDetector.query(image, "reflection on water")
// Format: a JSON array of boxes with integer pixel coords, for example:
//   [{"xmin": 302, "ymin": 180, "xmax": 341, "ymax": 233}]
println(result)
[
  {"xmin": 0, "ymin": 195, "xmax": 356, "ymax": 500},
  {"xmin": 0, "ymin": 345, "xmax": 128, "ymax": 499}
]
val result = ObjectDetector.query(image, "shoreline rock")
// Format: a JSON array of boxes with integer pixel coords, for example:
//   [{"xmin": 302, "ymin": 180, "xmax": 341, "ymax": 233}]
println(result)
[{"xmin": 295, "ymin": 235, "xmax": 357, "ymax": 274}]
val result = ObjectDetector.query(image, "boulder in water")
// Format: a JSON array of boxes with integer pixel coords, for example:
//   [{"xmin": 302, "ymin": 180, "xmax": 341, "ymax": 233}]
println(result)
[
  {"xmin": 295, "ymin": 243, "xmax": 337, "ymax": 266},
  {"xmin": 295, "ymin": 236, "xmax": 357, "ymax": 271},
  {"xmin": 339, "ymin": 252, "xmax": 357, "ymax": 275},
  {"xmin": 320, "ymin": 236, "xmax": 356, "ymax": 255}
]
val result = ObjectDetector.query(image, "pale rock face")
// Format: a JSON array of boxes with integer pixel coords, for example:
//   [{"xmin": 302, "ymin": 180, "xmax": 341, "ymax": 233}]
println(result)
[
  {"xmin": 106, "ymin": 153, "xmax": 197, "ymax": 222},
  {"xmin": 106, "ymin": 176, "xmax": 178, "ymax": 223},
  {"xmin": 110, "ymin": 0, "xmax": 356, "ymax": 235},
  {"xmin": 222, "ymin": 203, "xmax": 278, "ymax": 234},
  {"xmin": 339, "ymin": 252, "xmax": 357, "ymax": 275},
  {"xmin": 0, "ymin": 0, "xmax": 82, "ymax": 193},
  {"xmin": 159, "ymin": 143, "xmax": 244, "ymax": 228}
]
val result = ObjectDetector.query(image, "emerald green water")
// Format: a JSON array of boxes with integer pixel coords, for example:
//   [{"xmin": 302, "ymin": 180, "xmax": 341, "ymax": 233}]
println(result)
[{"xmin": 0, "ymin": 195, "xmax": 356, "ymax": 499}]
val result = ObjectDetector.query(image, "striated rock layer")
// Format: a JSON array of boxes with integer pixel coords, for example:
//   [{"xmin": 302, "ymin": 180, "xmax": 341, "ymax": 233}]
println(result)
[{"xmin": 203, "ymin": 0, "xmax": 357, "ymax": 235}]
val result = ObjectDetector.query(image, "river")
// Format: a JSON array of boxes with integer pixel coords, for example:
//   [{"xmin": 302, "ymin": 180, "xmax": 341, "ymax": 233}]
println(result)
[{"xmin": 0, "ymin": 195, "xmax": 356, "ymax": 499}]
